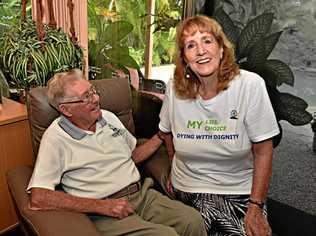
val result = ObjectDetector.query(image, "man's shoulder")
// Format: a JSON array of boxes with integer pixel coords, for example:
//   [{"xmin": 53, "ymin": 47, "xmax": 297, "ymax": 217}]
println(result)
[{"xmin": 42, "ymin": 117, "xmax": 66, "ymax": 140}]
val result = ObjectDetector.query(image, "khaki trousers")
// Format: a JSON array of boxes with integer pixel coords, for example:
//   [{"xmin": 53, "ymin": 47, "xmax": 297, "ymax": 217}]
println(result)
[{"xmin": 91, "ymin": 178, "xmax": 207, "ymax": 236}]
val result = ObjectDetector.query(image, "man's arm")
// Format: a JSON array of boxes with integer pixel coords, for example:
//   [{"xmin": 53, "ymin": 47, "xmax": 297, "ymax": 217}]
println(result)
[
  {"xmin": 29, "ymin": 187, "xmax": 134, "ymax": 219},
  {"xmin": 131, "ymin": 134, "xmax": 163, "ymax": 164},
  {"xmin": 244, "ymin": 139, "xmax": 273, "ymax": 236}
]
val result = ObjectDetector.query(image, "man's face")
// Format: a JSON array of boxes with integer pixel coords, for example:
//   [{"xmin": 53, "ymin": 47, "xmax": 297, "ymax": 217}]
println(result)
[{"xmin": 59, "ymin": 79, "xmax": 101, "ymax": 127}]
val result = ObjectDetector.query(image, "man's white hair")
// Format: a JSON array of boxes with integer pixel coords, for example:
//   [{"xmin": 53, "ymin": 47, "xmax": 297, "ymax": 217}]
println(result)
[{"xmin": 47, "ymin": 69, "xmax": 84, "ymax": 110}]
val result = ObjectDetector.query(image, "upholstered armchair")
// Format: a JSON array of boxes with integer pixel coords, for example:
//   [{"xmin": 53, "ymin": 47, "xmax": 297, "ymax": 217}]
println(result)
[{"xmin": 6, "ymin": 78, "xmax": 170, "ymax": 236}]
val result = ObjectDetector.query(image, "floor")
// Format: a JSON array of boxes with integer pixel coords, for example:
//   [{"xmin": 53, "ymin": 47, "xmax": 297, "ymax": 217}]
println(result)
[{"xmin": 269, "ymin": 121, "xmax": 316, "ymax": 215}]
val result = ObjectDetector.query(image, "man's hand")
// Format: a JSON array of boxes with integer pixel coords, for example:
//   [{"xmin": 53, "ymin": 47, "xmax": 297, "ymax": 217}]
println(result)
[
  {"xmin": 100, "ymin": 198, "xmax": 134, "ymax": 219},
  {"xmin": 244, "ymin": 205, "xmax": 272, "ymax": 236}
]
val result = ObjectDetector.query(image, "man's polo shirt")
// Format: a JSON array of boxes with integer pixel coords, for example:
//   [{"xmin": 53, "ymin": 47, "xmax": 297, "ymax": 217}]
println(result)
[{"xmin": 27, "ymin": 110, "xmax": 140, "ymax": 199}]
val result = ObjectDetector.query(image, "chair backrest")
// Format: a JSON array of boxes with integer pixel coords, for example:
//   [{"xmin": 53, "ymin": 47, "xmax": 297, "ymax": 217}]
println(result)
[{"xmin": 26, "ymin": 78, "xmax": 135, "ymax": 158}]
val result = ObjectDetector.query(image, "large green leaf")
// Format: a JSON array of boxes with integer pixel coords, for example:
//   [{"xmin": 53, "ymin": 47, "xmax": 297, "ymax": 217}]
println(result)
[
  {"xmin": 106, "ymin": 46, "xmax": 139, "ymax": 69},
  {"xmin": 102, "ymin": 21, "xmax": 133, "ymax": 46},
  {"xmin": 279, "ymin": 92, "xmax": 309, "ymax": 110},
  {"xmin": 213, "ymin": 7, "xmax": 240, "ymax": 46},
  {"xmin": 237, "ymin": 13, "xmax": 274, "ymax": 59},
  {"xmin": 117, "ymin": 55, "xmax": 139, "ymax": 69},
  {"xmin": 247, "ymin": 31, "xmax": 283, "ymax": 68},
  {"xmin": 263, "ymin": 60, "xmax": 294, "ymax": 87},
  {"xmin": 274, "ymin": 92, "xmax": 312, "ymax": 125}
]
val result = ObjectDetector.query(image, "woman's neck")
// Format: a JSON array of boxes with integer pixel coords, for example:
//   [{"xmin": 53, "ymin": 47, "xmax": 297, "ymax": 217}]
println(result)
[{"xmin": 198, "ymin": 74, "xmax": 219, "ymax": 100}]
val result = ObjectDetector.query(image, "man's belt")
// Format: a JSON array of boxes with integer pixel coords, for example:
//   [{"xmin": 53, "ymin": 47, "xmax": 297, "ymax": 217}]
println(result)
[{"xmin": 108, "ymin": 181, "xmax": 141, "ymax": 199}]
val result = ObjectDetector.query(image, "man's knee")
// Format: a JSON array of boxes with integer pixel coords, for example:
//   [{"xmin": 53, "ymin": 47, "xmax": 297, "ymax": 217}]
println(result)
[{"xmin": 177, "ymin": 206, "xmax": 207, "ymax": 236}]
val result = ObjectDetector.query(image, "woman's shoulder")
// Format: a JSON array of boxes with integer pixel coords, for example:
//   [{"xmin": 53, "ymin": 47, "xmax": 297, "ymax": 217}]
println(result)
[
  {"xmin": 238, "ymin": 69, "xmax": 264, "ymax": 82},
  {"xmin": 234, "ymin": 69, "xmax": 265, "ymax": 87}
]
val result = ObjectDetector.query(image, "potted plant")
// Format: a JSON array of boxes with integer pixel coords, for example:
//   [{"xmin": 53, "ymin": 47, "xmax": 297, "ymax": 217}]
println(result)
[
  {"xmin": 213, "ymin": 8, "xmax": 313, "ymax": 146},
  {"xmin": 0, "ymin": 0, "xmax": 83, "ymax": 94}
]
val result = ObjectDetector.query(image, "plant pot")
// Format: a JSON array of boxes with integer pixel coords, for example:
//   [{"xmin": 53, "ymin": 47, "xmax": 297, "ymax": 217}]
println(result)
[{"xmin": 9, "ymin": 89, "xmax": 26, "ymax": 104}]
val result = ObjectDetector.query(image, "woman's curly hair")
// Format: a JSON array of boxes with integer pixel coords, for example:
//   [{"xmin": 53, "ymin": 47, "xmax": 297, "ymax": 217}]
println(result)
[{"xmin": 174, "ymin": 15, "xmax": 240, "ymax": 99}]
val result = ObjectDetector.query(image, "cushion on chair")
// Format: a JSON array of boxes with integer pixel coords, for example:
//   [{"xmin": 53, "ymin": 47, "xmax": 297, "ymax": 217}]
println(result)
[{"xmin": 91, "ymin": 79, "xmax": 135, "ymax": 135}]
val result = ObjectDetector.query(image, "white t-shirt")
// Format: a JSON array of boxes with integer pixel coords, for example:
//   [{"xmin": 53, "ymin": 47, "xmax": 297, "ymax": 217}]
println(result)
[
  {"xmin": 159, "ymin": 70, "xmax": 280, "ymax": 194},
  {"xmin": 27, "ymin": 110, "xmax": 140, "ymax": 199}
]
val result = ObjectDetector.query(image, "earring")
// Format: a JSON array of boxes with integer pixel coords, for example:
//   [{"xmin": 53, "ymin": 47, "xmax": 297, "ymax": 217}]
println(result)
[{"xmin": 185, "ymin": 64, "xmax": 190, "ymax": 79}]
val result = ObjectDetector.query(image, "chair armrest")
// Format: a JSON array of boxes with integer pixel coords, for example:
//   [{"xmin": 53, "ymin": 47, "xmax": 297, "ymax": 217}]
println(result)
[
  {"xmin": 137, "ymin": 139, "xmax": 173, "ymax": 198},
  {"xmin": 6, "ymin": 166, "xmax": 101, "ymax": 236}
]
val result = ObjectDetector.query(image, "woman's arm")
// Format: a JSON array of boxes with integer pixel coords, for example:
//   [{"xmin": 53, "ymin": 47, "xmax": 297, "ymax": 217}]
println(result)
[
  {"xmin": 158, "ymin": 131, "xmax": 175, "ymax": 162},
  {"xmin": 244, "ymin": 139, "xmax": 273, "ymax": 236}
]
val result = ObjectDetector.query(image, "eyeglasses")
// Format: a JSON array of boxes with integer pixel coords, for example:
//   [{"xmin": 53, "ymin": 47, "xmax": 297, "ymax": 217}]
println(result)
[{"xmin": 59, "ymin": 86, "xmax": 99, "ymax": 105}]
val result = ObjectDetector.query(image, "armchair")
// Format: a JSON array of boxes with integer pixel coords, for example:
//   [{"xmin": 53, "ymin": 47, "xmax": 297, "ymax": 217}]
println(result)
[{"xmin": 6, "ymin": 78, "xmax": 170, "ymax": 236}]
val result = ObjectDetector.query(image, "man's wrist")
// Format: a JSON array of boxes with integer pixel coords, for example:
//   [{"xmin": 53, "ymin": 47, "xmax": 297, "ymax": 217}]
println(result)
[{"xmin": 157, "ymin": 131, "xmax": 165, "ymax": 141}]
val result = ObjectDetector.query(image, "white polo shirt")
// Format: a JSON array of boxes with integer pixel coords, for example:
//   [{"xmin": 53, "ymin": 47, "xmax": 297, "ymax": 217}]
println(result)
[
  {"xmin": 27, "ymin": 110, "xmax": 140, "ymax": 199},
  {"xmin": 159, "ymin": 70, "xmax": 280, "ymax": 194}
]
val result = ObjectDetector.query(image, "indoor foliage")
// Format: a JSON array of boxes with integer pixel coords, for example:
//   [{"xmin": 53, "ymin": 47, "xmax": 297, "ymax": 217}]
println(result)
[
  {"xmin": 88, "ymin": 0, "xmax": 182, "ymax": 74},
  {"xmin": 88, "ymin": 0, "xmax": 139, "ymax": 80},
  {"xmin": 0, "ymin": 20, "xmax": 83, "ymax": 89},
  {"xmin": 213, "ymin": 8, "xmax": 312, "ymax": 146}
]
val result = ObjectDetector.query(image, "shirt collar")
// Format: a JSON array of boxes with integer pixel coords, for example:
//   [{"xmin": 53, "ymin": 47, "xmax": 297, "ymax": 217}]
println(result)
[{"xmin": 58, "ymin": 115, "xmax": 107, "ymax": 140}]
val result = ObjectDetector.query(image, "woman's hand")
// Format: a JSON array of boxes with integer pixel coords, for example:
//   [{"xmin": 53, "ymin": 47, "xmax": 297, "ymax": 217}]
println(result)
[
  {"xmin": 165, "ymin": 173, "xmax": 174, "ymax": 197},
  {"xmin": 244, "ymin": 205, "xmax": 272, "ymax": 236}
]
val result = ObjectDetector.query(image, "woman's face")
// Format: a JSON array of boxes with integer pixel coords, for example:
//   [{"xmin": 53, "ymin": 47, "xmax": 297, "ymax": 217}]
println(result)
[{"xmin": 183, "ymin": 31, "xmax": 223, "ymax": 78}]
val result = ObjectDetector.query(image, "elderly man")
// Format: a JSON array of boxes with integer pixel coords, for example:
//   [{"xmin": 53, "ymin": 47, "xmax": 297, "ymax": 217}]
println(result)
[{"xmin": 27, "ymin": 69, "xmax": 207, "ymax": 236}]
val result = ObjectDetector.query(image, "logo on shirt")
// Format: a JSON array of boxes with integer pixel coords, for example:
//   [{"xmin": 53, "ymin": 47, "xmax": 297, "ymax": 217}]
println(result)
[
  {"xmin": 230, "ymin": 110, "xmax": 238, "ymax": 120},
  {"xmin": 107, "ymin": 123, "xmax": 125, "ymax": 137}
]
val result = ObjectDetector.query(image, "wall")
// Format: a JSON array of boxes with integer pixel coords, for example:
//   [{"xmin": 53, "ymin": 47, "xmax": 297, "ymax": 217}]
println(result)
[{"xmin": 221, "ymin": 0, "xmax": 316, "ymax": 112}]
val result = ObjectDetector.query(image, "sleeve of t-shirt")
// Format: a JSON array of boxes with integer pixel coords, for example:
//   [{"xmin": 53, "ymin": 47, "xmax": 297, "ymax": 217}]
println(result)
[
  {"xmin": 27, "ymin": 134, "xmax": 64, "ymax": 192},
  {"xmin": 244, "ymin": 75, "xmax": 280, "ymax": 142},
  {"xmin": 159, "ymin": 80, "xmax": 172, "ymax": 133}
]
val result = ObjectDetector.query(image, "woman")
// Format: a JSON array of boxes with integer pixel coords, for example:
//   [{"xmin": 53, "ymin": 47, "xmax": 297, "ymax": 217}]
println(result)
[{"xmin": 158, "ymin": 16, "xmax": 279, "ymax": 236}]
